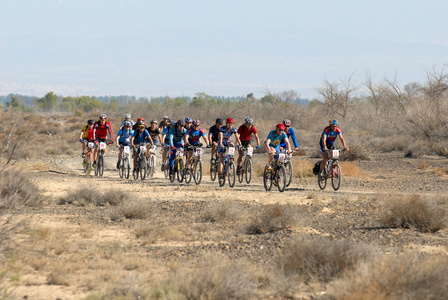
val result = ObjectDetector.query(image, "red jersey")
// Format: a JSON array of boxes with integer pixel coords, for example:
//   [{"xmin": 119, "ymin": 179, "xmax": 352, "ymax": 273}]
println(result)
[
  {"xmin": 94, "ymin": 121, "xmax": 113, "ymax": 140},
  {"xmin": 238, "ymin": 124, "xmax": 257, "ymax": 142}
]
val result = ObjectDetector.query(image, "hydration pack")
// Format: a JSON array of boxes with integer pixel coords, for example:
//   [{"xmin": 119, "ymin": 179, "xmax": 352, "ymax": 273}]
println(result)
[{"xmin": 313, "ymin": 160, "xmax": 322, "ymax": 175}]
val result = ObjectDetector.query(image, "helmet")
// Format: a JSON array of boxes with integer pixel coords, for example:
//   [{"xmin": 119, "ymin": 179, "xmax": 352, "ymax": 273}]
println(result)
[
  {"xmin": 185, "ymin": 117, "xmax": 192, "ymax": 123},
  {"xmin": 216, "ymin": 118, "xmax": 223, "ymax": 124},
  {"xmin": 137, "ymin": 117, "xmax": 144, "ymax": 121},
  {"xmin": 151, "ymin": 120, "xmax": 158, "ymax": 124},
  {"xmin": 138, "ymin": 122, "xmax": 146, "ymax": 127},
  {"xmin": 170, "ymin": 121, "xmax": 176, "ymax": 126},
  {"xmin": 329, "ymin": 119, "xmax": 338, "ymax": 126},
  {"xmin": 125, "ymin": 114, "xmax": 131, "ymax": 119},
  {"xmin": 124, "ymin": 121, "xmax": 132, "ymax": 127},
  {"xmin": 226, "ymin": 118, "xmax": 234, "ymax": 124},
  {"xmin": 244, "ymin": 118, "xmax": 253, "ymax": 125},
  {"xmin": 87, "ymin": 119, "xmax": 94, "ymax": 125},
  {"xmin": 99, "ymin": 114, "xmax": 106, "ymax": 120},
  {"xmin": 192, "ymin": 119, "xmax": 200, "ymax": 126},
  {"xmin": 276, "ymin": 123, "xmax": 285, "ymax": 131},
  {"xmin": 283, "ymin": 119, "xmax": 291, "ymax": 126},
  {"xmin": 163, "ymin": 116, "xmax": 169, "ymax": 120},
  {"xmin": 177, "ymin": 119, "xmax": 186, "ymax": 126}
]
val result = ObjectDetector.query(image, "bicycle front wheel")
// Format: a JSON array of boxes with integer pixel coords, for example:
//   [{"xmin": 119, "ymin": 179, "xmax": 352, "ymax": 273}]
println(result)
[
  {"xmin": 177, "ymin": 159, "xmax": 184, "ymax": 183},
  {"xmin": 124, "ymin": 156, "xmax": 130, "ymax": 179},
  {"xmin": 285, "ymin": 161, "xmax": 293, "ymax": 187},
  {"xmin": 149, "ymin": 154, "xmax": 155, "ymax": 177},
  {"xmin": 98, "ymin": 155, "xmax": 104, "ymax": 177},
  {"xmin": 164, "ymin": 162, "xmax": 169, "ymax": 178},
  {"xmin": 277, "ymin": 165, "xmax": 287, "ymax": 192},
  {"xmin": 245, "ymin": 158, "xmax": 252, "ymax": 184},
  {"xmin": 210, "ymin": 158, "xmax": 217, "ymax": 181},
  {"xmin": 185, "ymin": 163, "xmax": 192, "ymax": 184},
  {"xmin": 331, "ymin": 163, "xmax": 342, "ymax": 191},
  {"xmin": 263, "ymin": 166, "xmax": 272, "ymax": 192},
  {"xmin": 238, "ymin": 159, "xmax": 244, "ymax": 183},
  {"xmin": 318, "ymin": 170, "xmax": 327, "ymax": 190},
  {"xmin": 140, "ymin": 156, "xmax": 147, "ymax": 180},
  {"xmin": 193, "ymin": 160, "xmax": 202, "ymax": 185},
  {"xmin": 119, "ymin": 158, "xmax": 124, "ymax": 178},
  {"xmin": 228, "ymin": 161, "xmax": 236, "ymax": 188}
]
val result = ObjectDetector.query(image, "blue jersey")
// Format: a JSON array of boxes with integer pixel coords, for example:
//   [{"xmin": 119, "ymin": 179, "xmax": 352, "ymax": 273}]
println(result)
[
  {"xmin": 279, "ymin": 127, "xmax": 298, "ymax": 148},
  {"xmin": 169, "ymin": 126, "xmax": 187, "ymax": 147},
  {"xmin": 132, "ymin": 129, "xmax": 150, "ymax": 144},
  {"xmin": 187, "ymin": 127, "xmax": 206, "ymax": 145},
  {"xmin": 219, "ymin": 125, "xmax": 238, "ymax": 144},
  {"xmin": 117, "ymin": 128, "xmax": 134, "ymax": 143},
  {"xmin": 266, "ymin": 130, "xmax": 287, "ymax": 148}
]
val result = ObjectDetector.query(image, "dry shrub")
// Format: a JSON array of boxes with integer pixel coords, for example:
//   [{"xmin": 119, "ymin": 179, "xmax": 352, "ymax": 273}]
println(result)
[
  {"xmin": 433, "ymin": 167, "xmax": 448, "ymax": 176},
  {"xmin": 339, "ymin": 162, "xmax": 362, "ymax": 177},
  {"xmin": 201, "ymin": 200, "xmax": 247, "ymax": 222},
  {"xmin": 165, "ymin": 253, "xmax": 259, "ymax": 300},
  {"xmin": 58, "ymin": 186, "xmax": 125, "ymax": 206},
  {"xmin": 274, "ymin": 237, "xmax": 374, "ymax": 283},
  {"xmin": 340, "ymin": 144, "xmax": 370, "ymax": 161},
  {"xmin": 381, "ymin": 194, "xmax": 447, "ymax": 232},
  {"xmin": 0, "ymin": 167, "xmax": 44, "ymax": 209},
  {"xmin": 110, "ymin": 199, "xmax": 153, "ymax": 220},
  {"xmin": 246, "ymin": 203, "xmax": 301, "ymax": 234},
  {"xmin": 331, "ymin": 252, "xmax": 448, "ymax": 300}
]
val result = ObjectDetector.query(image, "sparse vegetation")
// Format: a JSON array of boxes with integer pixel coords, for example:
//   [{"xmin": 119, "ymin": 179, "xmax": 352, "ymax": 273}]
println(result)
[{"xmin": 246, "ymin": 203, "xmax": 302, "ymax": 234}]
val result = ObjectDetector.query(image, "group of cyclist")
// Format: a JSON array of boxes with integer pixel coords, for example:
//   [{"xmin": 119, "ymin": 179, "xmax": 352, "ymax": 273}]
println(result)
[{"xmin": 80, "ymin": 114, "xmax": 349, "ymax": 183}]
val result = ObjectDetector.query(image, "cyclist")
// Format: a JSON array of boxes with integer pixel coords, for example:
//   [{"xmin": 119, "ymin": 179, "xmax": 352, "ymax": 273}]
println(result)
[
  {"xmin": 279, "ymin": 119, "xmax": 299, "ymax": 152},
  {"xmin": 161, "ymin": 120, "xmax": 175, "ymax": 171},
  {"xmin": 120, "ymin": 114, "xmax": 135, "ymax": 129},
  {"xmin": 265, "ymin": 123, "xmax": 292, "ymax": 169},
  {"xmin": 218, "ymin": 118, "xmax": 241, "ymax": 179},
  {"xmin": 159, "ymin": 116, "xmax": 170, "ymax": 132},
  {"xmin": 168, "ymin": 119, "xmax": 188, "ymax": 179},
  {"xmin": 185, "ymin": 119, "xmax": 210, "ymax": 172},
  {"xmin": 184, "ymin": 117, "xmax": 193, "ymax": 130},
  {"xmin": 79, "ymin": 119, "xmax": 95, "ymax": 157},
  {"xmin": 93, "ymin": 114, "xmax": 113, "ymax": 167},
  {"xmin": 115, "ymin": 121, "xmax": 134, "ymax": 169},
  {"xmin": 132, "ymin": 117, "xmax": 146, "ymax": 130},
  {"xmin": 319, "ymin": 119, "xmax": 349, "ymax": 179},
  {"xmin": 209, "ymin": 118, "xmax": 223, "ymax": 161},
  {"xmin": 130, "ymin": 122, "xmax": 153, "ymax": 171},
  {"xmin": 236, "ymin": 117, "xmax": 261, "ymax": 174},
  {"xmin": 148, "ymin": 120, "xmax": 162, "ymax": 169}
]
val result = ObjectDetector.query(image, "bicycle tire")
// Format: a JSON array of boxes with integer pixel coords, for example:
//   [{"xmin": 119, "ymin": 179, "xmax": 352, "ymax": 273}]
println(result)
[
  {"xmin": 245, "ymin": 158, "xmax": 252, "ymax": 184},
  {"xmin": 228, "ymin": 160, "xmax": 236, "ymax": 188},
  {"xmin": 263, "ymin": 166, "xmax": 272, "ymax": 191},
  {"xmin": 119, "ymin": 158, "xmax": 124, "ymax": 178},
  {"xmin": 98, "ymin": 155, "xmax": 104, "ymax": 177},
  {"xmin": 140, "ymin": 156, "xmax": 147, "ymax": 180},
  {"xmin": 177, "ymin": 159, "xmax": 184, "ymax": 183},
  {"xmin": 277, "ymin": 165, "xmax": 287, "ymax": 192},
  {"xmin": 218, "ymin": 168, "xmax": 225, "ymax": 187},
  {"xmin": 210, "ymin": 158, "xmax": 217, "ymax": 181},
  {"xmin": 238, "ymin": 152, "xmax": 245, "ymax": 183},
  {"xmin": 124, "ymin": 156, "xmax": 130, "ymax": 179},
  {"xmin": 149, "ymin": 154, "xmax": 155, "ymax": 177},
  {"xmin": 164, "ymin": 162, "xmax": 169, "ymax": 178},
  {"xmin": 331, "ymin": 163, "xmax": 342, "ymax": 191},
  {"xmin": 185, "ymin": 163, "xmax": 192, "ymax": 184},
  {"xmin": 193, "ymin": 159, "xmax": 202, "ymax": 185},
  {"xmin": 285, "ymin": 160, "xmax": 293, "ymax": 187},
  {"xmin": 318, "ymin": 169, "xmax": 327, "ymax": 190}
]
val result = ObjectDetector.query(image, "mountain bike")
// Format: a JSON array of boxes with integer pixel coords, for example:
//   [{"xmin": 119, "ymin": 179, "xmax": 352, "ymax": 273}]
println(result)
[
  {"xmin": 185, "ymin": 144, "xmax": 204, "ymax": 185},
  {"xmin": 238, "ymin": 146, "xmax": 253, "ymax": 184},
  {"xmin": 147, "ymin": 147, "xmax": 156, "ymax": 178},
  {"xmin": 95, "ymin": 142, "xmax": 107, "ymax": 177},
  {"xmin": 263, "ymin": 152, "xmax": 287, "ymax": 192},
  {"xmin": 170, "ymin": 147, "xmax": 185, "ymax": 183},
  {"xmin": 210, "ymin": 146, "xmax": 219, "ymax": 182},
  {"xmin": 218, "ymin": 146, "xmax": 236, "ymax": 188},
  {"xmin": 133, "ymin": 143, "xmax": 147, "ymax": 180},
  {"xmin": 318, "ymin": 149, "xmax": 344, "ymax": 191},
  {"xmin": 83, "ymin": 141, "xmax": 95, "ymax": 174},
  {"xmin": 118, "ymin": 145, "xmax": 131, "ymax": 179}
]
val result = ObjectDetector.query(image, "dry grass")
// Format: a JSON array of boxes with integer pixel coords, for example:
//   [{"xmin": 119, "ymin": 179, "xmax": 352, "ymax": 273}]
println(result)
[
  {"xmin": 274, "ymin": 237, "xmax": 375, "ymax": 283},
  {"xmin": 0, "ymin": 167, "xmax": 44, "ymax": 209},
  {"xmin": 58, "ymin": 186, "xmax": 126, "ymax": 206},
  {"xmin": 331, "ymin": 252, "xmax": 448, "ymax": 300},
  {"xmin": 381, "ymin": 194, "xmax": 447, "ymax": 232},
  {"xmin": 109, "ymin": 199, "xmax": 154, "ymax": 220},
  {"xmin": 339, "ymin": 161, "xmax": 363, "ymax": 177},
  {"xmin": 201, "ymin": 200, "xmax": 247, "ymax": 222},
  {"xmin": 340, "ymin": 143, "xmax": 370, "ymax": 161},
  {"xmin": 246, "ymin": 203, "xmax": 302, "ymax": 234},
  {"xmin": 433, "ymin": 167, "xmax": 448, "ymax": 176}
]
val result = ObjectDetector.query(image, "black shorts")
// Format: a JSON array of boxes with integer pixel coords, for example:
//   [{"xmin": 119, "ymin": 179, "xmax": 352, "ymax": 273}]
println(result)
[
  {"xmin": 241, "ymin": 140, "xmax": 251, "ymax": 147},
  {"xmin": 96, "ymin": 138, "xmax": 107, "ymax": 143}
]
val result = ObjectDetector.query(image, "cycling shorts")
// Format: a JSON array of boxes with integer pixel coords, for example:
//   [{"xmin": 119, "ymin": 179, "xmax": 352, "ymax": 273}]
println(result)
[
  {"xmin": 319, "ymin": 141, "xmax": 335, "ymax": 153},
  {"xmin": 218, "ymin": 142, "xmax": 233, "ymax": 153},
  {"xmin": 266, "ymin": 145, "xmax": 281, "ymax": 154},
  {"xmin": 119, "ymin": 141, "xmax": 130, "ymax": 147},
  {"xmin": 241, "ymin": 140, "xmax": 251, "ymax": 148},
  {"xmin": 96, "ymin": 138, "xmax": 107, "ymax": 143}
]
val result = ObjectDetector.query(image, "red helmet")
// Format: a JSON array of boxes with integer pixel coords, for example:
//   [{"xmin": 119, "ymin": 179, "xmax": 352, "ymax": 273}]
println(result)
[
  {"xmin": 276, "ymin": 123, "xmax": 285, "ymax": 131},
  {"xmin": 282, "ymin": 119, "xmax": 291, "ymax": 126},
  {"xmin": 137, "ymin": 117, "xmax": 144, "ymax": 121},
  {"xmin": 226, "ymin": 118, "xmax": 234, "ymax": 124}
]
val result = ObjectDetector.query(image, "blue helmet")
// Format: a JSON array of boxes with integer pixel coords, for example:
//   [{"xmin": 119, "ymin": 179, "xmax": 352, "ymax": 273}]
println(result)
[
  {"xmin": 185, "ymin": 117, "xmax": 193, "ymax": 123},
  {"xmin": 329, "ymin": 119, "xmax": 338, "ymax": 126}
]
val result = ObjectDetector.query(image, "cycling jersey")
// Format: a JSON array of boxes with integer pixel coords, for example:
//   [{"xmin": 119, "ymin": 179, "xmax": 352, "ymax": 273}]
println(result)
[
  {"xmin": 169, "ymin": 126, "xmax": 187, "ymax": 148},
  {"xmin": 320, "ymin": 126, "xmax": 341, "ymax": 146},
  {"xmin": 132, "ymin": 129, "xmax": 150, "ymax": 144},
  {"xmin": 162, "ymin": 126, "xmax": 170, "ymax": 144},
  {"xmin": 237, "ymin": 124, "xmax": 257, "ymax": 142},
  {"xmin": 94, "ymin": 121, "xmax": 113, "ymax": 140},
  {"xmin": 266, "ymin": 130, "xmax": 287, "ymax": 148},
  {"xmin": 147, "ymin": 127, "xmax": 161, "ymax": 143},
  {"xmin": 187, "ymin": 127, "xmax": 206, "ymax": 145},
  {"xmin": 81, "ymin": 125, "xmax": 95, "ymax": 140},
  {"xmin": 279, "ymin": 127, "xmax": 298, "ymax": 149},
  {"xmin": 219, "ymin": 125, "xmax": 238, "ymax": 144},
  {"xmin": 209, "ymin": 125, "xmax": 220, "ymax": 142},
  {"xmin": 117, "ymin": 128, "xmax": 134, "ymax": 144}
]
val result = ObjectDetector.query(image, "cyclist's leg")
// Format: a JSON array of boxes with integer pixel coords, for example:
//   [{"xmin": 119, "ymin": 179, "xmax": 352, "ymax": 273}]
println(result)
[
  {"xmin": 186, "ymin": 149, "xmax": 193, "ymax": 169},
  {"xmin": 133, "ymin": 145, "xmax": 139, "ymax": 169},
  {"xmin": 218, "ymin": 145, "xmax": 225, "ymax": 173},
  {"xmin": 169, "ymin": 148, "xmax": 176, "ymax": 173},
  {"xmin": 319, "ymin": 141, "xmax": 329, "ymax": 171}
]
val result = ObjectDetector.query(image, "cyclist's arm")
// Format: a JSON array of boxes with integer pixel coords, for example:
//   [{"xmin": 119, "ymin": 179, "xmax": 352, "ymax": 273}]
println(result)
[
  {"xmin": 130, "ymin": 136, "xmax": 135, "ymax": 147},
  {"xmin": 322, "ymin": 134, "xmax": 328, "ymax": 150},
  {"xmin": 158, "ymin": 134, "xmax": 163, "ymax": 144},
  {"xmin": 265, "ymin": 139, "xmax": 271, "ymax": 152},
  {"xmin": 235, "ymin": 132, "xmax": 241, "ymax": 146},
  {"xmin": 201, "ymin": 135, "xmax": 209, "ymax": 146},
  {"xmin": 218, "ymin": 132, "xmax": 223, "ymax": 146},
  {"xmin": 107, "ymin": 123, "xmax": 113, "ymax": 143},
  {"xmin": 254, "ymin": 133, "xmax": 261, "ymax": 147},
  {"xmin": 184, "ymin": 134, "xmax": 189, "ymax": 145},
  {"xmin": 283, "ymin": 137, "xmax": 292, "ymax": 153},
  {"xmin": 146, "ymin": 133, "xmax": 153, "ymax": 145},
  {"xmin": 208, "ymin": 133, "xmax": 213, "ymax": 145},
  {"xmin": 79, "ymin": 130, "xmax": 84, "ymax": 140},
  {"xmin": 289, "ymin": 128, "xmax": 299, "ymax": 149},
  {"xmin": 339, "ymin": 134, "xmax": 348, "ymax": 150},
  {"xmin": 168, "ymin": 129, "xmax": 175, "ymax": 148}
]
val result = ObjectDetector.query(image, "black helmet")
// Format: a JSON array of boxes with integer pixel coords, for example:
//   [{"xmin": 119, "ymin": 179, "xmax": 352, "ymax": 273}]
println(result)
[
  {"xmin": 177, "ymin": 119, "xmax": 186, "ymax": 126},
  {"xmin": 87, "ymin": 119, "xmax": 94, "ymax": 125},
  {"xmin": 216, "ymin": 118, "xmax": 223, "ymax": 124}
]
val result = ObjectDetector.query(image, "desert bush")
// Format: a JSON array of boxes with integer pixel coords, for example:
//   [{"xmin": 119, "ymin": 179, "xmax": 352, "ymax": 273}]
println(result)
[
  {"xmin": 246, "ymin": 203, "xmax": 301, "ymax": 234},
  {"xmin": 340, "ymin": 143, "xmax": 370, "ymax": 161},
  {"xmin": 201, "ymin": 200, "xmax": 247, "ymax": 222},
  {"xmin": 294, "ymin": 160, "xmax": 314, "ymax": 178},
  {"xmin": 274, "ymin": 237, "xmax": 375, "ymax": 283},
  {"xmin": 109, "ymin": 199, "xmax": 153, "ymax": 220},
  {"xmin": 0, "ymin": 167, "xmax": 44, "ymax": 209},
  {"xmin": 339, "ymin": 162, "xmax": 362, "ymax": 177},
  {"xmin": 331, "ymin": 252, "xmax": 448, "ymax": 300},
  {"xmin": 381, "ymin": 194, "xmax": 447, "ymax": 232},
  {"xmin": 59, "ymin": 186, "xmax": 126, "ymax": 206}
]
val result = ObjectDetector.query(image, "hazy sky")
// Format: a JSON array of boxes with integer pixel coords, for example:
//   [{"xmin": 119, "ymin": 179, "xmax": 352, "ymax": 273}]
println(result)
[{"xmin": 1, "ymin": 0, "xmax": 447, "ymax": 99}]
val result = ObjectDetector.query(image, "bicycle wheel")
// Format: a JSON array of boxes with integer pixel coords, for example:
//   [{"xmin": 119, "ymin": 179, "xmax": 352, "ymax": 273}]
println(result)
[
  {"xmin": 245, "ymin": 158, "xmax": 252, "ymax": 184},
  {"xmin": 164, "ymin": 162, "xmax": 169, "ymax": 178},
  {"xmin": 238, "ymin": 158, "xmax": 244, "ymax": 183},
  {"xmin": 277, "ymin": 165, "xmax": 287, "ymax": 192},
  {"xmin": 318, "ymin": 169, "xmax": 327, "ymax": 190},
  {"xmin": 285, "ymin": 161, "xmax": 293, "ymax": 187},
  {"xmin": 331, "ymin": 163, "xmax": 342, "ymax": 191},
  {"xmin": 98, "ymin": 155, "xmax": 104, "ymax": 177},
  {"xmin": 124, "ymin": 156, "xmax": 130, "ymax": 179},
  {"xmin": 210, "ymin": 158, "xmax": 217, "ymax": 181},
  {"xmin": 228, "ymin": 160, "xmax": 236, "ymax": 188},
  {"xmin": 263, "ymin": 166, "xmax": 272, "ymax": 191},
  {"xmin": 149, "ymin": 154, "xmax": 155, "ymax": 177},
  {"xmin": 193, "ymin": 160, "xmax": 202, "ymax": 185},
  {"xmin": 119, "ymin": 158, "xmax": 124, "ymax": 178},
  {"xmin": 140, "ymin": 156, "xmax": 147, "ymax": 180},
  {"xmin": 177, "ymin": 159, "xmax": 184, "ymax": 183},
  {"xmin": 169, "ymin": 162, "xmax": 175, "ymax": 182},
  {"xmin": 185, "ymin": 162, "xmax": 192, "ymax": 184},
  {"xmin": 218, "ymin": 166, "xmax": 226, "ymax": 187}
]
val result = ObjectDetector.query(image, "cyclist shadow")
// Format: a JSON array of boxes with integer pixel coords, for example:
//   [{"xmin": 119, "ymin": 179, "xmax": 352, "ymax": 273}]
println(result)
[{"xmin": 285, "ymin": 187, "xmax": 306, "ymax": 192}]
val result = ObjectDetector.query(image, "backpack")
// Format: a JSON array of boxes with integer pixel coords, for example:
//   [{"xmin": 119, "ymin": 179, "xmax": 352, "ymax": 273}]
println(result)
[{"xmin": 313, "ymin": 160, "xmax": 322, "ymax": 176}]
